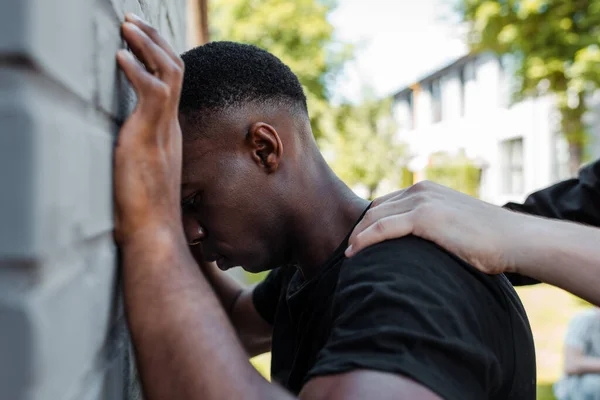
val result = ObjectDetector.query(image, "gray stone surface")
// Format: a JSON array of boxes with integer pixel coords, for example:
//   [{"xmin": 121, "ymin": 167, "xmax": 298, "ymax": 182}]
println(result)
[
  {"xmin": 0, "ymin": 0, "xmax": 187, "ymax": 399},
  {"xmin": 0, "ymin": 0, "xmax": 95, "ymax": 101}
]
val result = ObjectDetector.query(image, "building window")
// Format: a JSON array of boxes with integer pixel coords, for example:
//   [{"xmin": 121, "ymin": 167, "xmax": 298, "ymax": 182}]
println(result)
[
  {"xmin": 407, "ymin": 90, "xmax": 415, "ymax": 130},
  {"xmin": 501, "ymin": 138, "xmax": 524, "ymax": 194},
  {"xmin": 458, "ymin": 67, "xmax": 466, "ymax": 117},
  {"xmin": 499, "ymin": 54, "xmax": 516, "ymax": 108},
  {"xmin": 463, "ymin": 61, "xmax": 477, "ymax": 116},
  {"xmin": 553, "ymin": 133, "xmax": 570, "ymax": 180},
  {"xmin": 393, "ymin": 92, "xmax": 414, "ymax": 131},
  {"xmin": 430, "ymin": 79, "xmax": 442, "ymax": 123}
]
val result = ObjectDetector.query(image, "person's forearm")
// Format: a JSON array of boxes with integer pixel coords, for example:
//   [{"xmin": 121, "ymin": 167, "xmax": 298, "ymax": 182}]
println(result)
[
  {"xmin": 198, "ymin": 258, "xmax": 245, "ymax": 315},
  {"xmin": 198, "ymin": 259, "xmax": 271, "ymax": 356},
  {"xmin": 515, "ymin": 217, "xmax": 600, "ymax": 306},
  {"xmin": 566, "ymin": 356, "xmax": 600, "ymax": 375},
  {"xmin": 121, "ymin": 228, "xmax": 291, "ymax": 400}
]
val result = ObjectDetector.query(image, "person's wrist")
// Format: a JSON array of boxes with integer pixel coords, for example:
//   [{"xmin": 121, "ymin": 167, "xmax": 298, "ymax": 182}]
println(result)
[
  {"xmin": 500, "ymin": 211, "xmax": 542, "ymax": 275},
  {"xmin": 508, "ymin": 213, "xmax": 558, "ymax": 276},
  {"xmin": 119, "ymin": 222, "xmax": 186, "ymax": 261}
]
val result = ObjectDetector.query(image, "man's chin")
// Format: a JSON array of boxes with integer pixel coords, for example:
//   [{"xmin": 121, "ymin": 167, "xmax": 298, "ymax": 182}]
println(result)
[
  {"xmin": 215, "ymin": 256, "xmax": 236, "ymax": 271},
  {"xmin": 215, "ymin": 255, "xmax": 274, "ymax": 274},
  {"xmin": 239, "ymin": 262, "xmax": 276, "ymax": 275}
]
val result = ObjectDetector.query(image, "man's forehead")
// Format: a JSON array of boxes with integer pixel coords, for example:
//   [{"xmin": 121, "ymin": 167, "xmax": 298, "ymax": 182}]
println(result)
[
  {"xmin": 179, "ymin": 105, "xmax": 248, "ymax": 134},
  {"xmin": 180, "ymin": 138, "xmax": 216, "ymax": 185}
]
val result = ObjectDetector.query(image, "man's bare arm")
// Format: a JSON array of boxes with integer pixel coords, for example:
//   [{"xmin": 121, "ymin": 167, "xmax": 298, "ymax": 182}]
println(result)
[
  {"xmin": 301, "ymin": 371, "xmax": 442, "ymax": 400},
  {"xmin": 122, "ymin": 229, "xmax": 288, "ymax": 400},
  {"xmin": 564, "ymin": 346, "xmax": 600, "ymax": 375},
  {"xmin": 522, "ymin": 217, "xmax": 600, "ymax": 307},
  {"xmin": 189, "ymin": 247, "xmax": 272, "ymax": 357},
  {"xmin": 200, "ymin": 259, "xmax": 272, "ymax": 356}
]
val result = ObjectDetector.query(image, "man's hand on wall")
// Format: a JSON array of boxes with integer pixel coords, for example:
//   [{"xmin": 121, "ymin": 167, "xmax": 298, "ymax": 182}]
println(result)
[{"xmin": 113, "ymin": 14, "xmax": 185, "ymax": 246}]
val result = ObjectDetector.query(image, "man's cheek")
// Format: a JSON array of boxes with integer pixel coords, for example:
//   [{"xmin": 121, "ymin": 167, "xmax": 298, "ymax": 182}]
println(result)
[{"xmin": 189, "ymin": 244, "xmax": 205, "ymax": 264}]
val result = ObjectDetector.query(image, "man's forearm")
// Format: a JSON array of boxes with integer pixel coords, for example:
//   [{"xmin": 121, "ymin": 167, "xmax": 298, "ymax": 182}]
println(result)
[
  {"xmin": 566, "ymin": 356, "xmax": 600, "ymax": 375},
  {"xmin": 198, "ymin": 259, "xmax": 245, "ymax": 315},
  {"xmin": 189, "ymin": 244, "xmax": 247, "ymax": 316},
  {"xmin": 193, "ymin": 254, "xmax": 272, "ymax": 356},
  {"xmin": 517, "ymin": 217, "xmax": 600, "ymax": 306},
  {"xmin": 121, "ymin": 228, "xmax": 290, "ymax": 400}
]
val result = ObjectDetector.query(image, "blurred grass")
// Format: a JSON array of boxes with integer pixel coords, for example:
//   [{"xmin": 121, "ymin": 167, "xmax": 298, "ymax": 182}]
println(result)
[
  {"xmin": 517, "ymin": 283, "xmax": 591, "ymax": 399},
  {"xmin": 245, "ymin": 270, "xmax": 269, "ymax": 285},
  {"xmin": 250, "ymin": 353, "xmax": 271, "ymax": 380},
  {"xmin": 537, "ymin": 382, "xmax": 556, "ymax": 400},
  {"xmin": 249, "ymin": 284, "xmax": 589, "ymax": 400}
]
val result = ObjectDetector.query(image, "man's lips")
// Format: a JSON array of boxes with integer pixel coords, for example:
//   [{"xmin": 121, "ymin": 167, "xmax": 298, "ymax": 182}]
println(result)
[
  {"xmin": 215, "ymin": 255, "xmax": 233, "ymax": 271},
  {"xmin": 201, "ymin": 248, "xmax": 237, "ymax": 271}
]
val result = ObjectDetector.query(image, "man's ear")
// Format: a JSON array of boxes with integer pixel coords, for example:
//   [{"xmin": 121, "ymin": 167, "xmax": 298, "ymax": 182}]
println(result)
[{"xmin": 246, "ymin": 122, "xmax": 283, "ymax": 172}]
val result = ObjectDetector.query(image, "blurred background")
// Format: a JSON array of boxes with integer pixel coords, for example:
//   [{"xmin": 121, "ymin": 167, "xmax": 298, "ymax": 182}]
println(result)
[{"xmin": 187, "ymin": 1, "xmax": 600, "ymax": 399}]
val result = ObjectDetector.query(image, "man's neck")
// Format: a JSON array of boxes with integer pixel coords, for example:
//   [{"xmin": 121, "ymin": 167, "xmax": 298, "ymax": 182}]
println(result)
[{"xmin": 285, "ymin": 157, "xmax": 370, "ymax": 279}]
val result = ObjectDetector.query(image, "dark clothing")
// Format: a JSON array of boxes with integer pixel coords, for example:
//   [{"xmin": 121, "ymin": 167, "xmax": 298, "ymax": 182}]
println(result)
[
  {"xmin": 504, "ymin": 158, "xmax": 600, "ymax": 286},
  {"xmin": 253, "ymin": 218, "xmax": 536, "ymax": 399}
]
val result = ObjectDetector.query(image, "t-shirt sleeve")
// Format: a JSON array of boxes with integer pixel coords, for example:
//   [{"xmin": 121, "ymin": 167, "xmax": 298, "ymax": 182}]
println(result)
[
  {"xmin": 503, "ymin": 158, "xmax": 600, "ymax": 287},
  {"xmin": 564, "ymin": 312, "xmax": 592, "ymax": 350},
  {"xmin": 306, "ymin": 236, "xmax": 506, "ymax": 400},
  {"xmin": 252, "ymin": 268, "xmax": 285, "ymax": 325},
  {"xmin": 503, "ymin": 158, "xmax": 600, "ymax": 226}
]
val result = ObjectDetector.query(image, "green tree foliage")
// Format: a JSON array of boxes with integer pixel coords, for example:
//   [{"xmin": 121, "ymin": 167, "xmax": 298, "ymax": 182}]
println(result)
[
  {"xmin": 209, "ymin": 0, "xmax": 352, "ymax": 140},
  {"xmin": 425, "ymin": 150, "xmax": 482, "ymax": 198},
  {"xmin": 324, "ymin": 94, "xmax": 407, "ymax": 200},
  {"xmin": 457, "ymin": 0, "xmax": 600, "ymax": 174}
]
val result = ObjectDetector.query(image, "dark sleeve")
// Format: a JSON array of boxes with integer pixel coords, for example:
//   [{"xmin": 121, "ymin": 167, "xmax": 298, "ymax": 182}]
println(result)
[
  {"xmin": 252, "ymin": 268, "xmax": 285, "ymax": 325},
  {"xmin": 307, "ymin": 237, "xmax": 508, "ymax": 400},
  {"xmin": 503, "ymin": 158, "xmax": 600, "ymax": 286},
  {"xmin": 504, "ymin": 158, "xmax": 600, "ymax": 224}
]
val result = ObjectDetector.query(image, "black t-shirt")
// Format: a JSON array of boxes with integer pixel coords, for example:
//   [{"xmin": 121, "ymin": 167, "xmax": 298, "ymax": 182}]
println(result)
[
  {"xmin": 253, "ymin": 219, "xmax": 536, "ymax": 399},
  {"xmin": 504, "ymin": 158, "xmax": 600, "ymax": 286}
]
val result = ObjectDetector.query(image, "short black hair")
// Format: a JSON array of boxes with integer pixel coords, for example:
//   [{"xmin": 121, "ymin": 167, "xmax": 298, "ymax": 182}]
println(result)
[{"xmin": 179, "ymin": 42, "xmax": 308, "ymax": 120}]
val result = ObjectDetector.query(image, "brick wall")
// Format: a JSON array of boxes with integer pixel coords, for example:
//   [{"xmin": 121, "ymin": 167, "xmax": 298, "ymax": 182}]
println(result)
[{"xmin": 0, "ymin": 0, "xmax": 187, "ymax": 399}]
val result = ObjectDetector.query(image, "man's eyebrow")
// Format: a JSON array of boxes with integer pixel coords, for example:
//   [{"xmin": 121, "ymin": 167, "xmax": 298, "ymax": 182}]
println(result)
[
  {"xmin": 180, "ymin": 191, "xmax": 197, "ymax": 208},
  {"xmin": 180, "ymin": 181, "xmax": 199, "ymax": 191},
  {"xmin": 180, "ymin": 184, "xmax": 195, "ymax": 202}
]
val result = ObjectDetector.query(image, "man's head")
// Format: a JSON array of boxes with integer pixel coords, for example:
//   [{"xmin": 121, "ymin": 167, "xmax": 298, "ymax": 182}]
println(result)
[{"xmin": 178, "ymin": 41, "xmax": 316, "ymax": 273}]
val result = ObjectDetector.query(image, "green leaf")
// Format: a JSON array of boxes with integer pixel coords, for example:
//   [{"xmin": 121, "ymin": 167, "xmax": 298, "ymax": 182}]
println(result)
[{"xmin": 457, "ymin": 0, "xmax": 600, "ymax": 173}]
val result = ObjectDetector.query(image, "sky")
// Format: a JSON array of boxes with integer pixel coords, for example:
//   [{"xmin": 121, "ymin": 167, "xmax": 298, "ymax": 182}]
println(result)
[{"xmin": 328, "ymin": 0, "xmax": 468, "ymax": 102}]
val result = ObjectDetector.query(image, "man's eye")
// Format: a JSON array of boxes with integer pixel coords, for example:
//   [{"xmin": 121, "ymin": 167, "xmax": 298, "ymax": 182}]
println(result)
[
  {"xmin": 182, "ymin": 194, "xmax": 195, "ymax": 209},
  {"xmin": 182, "ymin": 193, "xmax": 201, "ymax": 212}
]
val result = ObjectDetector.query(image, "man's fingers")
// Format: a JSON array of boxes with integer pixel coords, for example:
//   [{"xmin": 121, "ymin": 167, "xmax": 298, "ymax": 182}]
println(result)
[
  {"xmin": 346, "ymin": 214, "xmax": 415, "ymax": 257},
  {"xmin": 351, "ymin": 188, "xmax": 410, "ymax": 245},
  {"xmin": 125, "ymin": 13, "xmax": 182, "ymax": 67},
  {"xmin": 122, "ymin": 22, "xmax": 177, "ymax": 81},
  {"xmin": 349, "ymin": 195, "xmax": 421, "ymax": 244},
  {"xmin": 371, "ymin": 188, "xmax": 407, "ymax": 208},
  {"xmin": 117, "ymin": 49, "xmax": 171, "ymax": 133},
  {"xmin": 117, "ymin": 49, "xmax": 155, "ymax": 95}
]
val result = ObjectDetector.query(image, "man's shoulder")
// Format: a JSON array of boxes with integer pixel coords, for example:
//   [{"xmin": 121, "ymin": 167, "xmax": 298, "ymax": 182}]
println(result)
[
  {"xmin": 341, "ymin": 234, "xmax": 470, "ymax": 278},
  {"xmin": 313, "ymin": 236, "xmax": 535, "ymax": 400},
  {"xmin": 338, "ymin": 235, "xmax": 518, "ymax": 310}
]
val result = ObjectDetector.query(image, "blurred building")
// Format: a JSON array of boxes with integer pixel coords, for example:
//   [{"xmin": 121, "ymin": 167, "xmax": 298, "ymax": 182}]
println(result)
[
  {"xmin": 187, "ymin": 0, "xmax": 210, "ymax": 46},
  {"xmin": 392, "ymin": 52, "xmax": 600, "ymax": 205}
]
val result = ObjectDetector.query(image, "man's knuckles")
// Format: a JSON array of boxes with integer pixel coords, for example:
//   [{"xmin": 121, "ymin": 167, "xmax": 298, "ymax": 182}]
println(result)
[
  {"xmin": 148, "ymin": 80, "xmax": 171, "ymax": 101},
  {"xmin": 407, "ymin": 180, "xmax": 435, "ymax": 194},
  {"xmin": 162, "ymin": 59, "xmax": 184, "ymax": 82}
]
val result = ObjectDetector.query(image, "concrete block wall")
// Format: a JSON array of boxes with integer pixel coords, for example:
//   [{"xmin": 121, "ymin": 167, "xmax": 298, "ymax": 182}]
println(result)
[{"xmin": 0, "ymin": 0, "xmax": 187, "ymax": 399}]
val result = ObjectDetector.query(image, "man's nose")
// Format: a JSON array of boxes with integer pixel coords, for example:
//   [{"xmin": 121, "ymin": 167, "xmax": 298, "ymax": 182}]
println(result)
[{"xmin": 182, "ymin": 215, "xmax": 206, "ymax": 245}]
